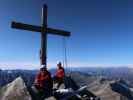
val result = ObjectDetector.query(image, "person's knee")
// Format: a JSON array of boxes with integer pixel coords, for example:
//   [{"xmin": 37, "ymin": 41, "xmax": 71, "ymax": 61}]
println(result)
[{"xmin": 31, "ymin": 85, "xmax": 39, "ymax": 94}]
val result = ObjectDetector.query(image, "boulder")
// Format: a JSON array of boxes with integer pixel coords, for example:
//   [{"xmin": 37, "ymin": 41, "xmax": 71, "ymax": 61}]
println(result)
[{"xmin": 0, "ymin": 77, "xmax": 32, "ymax": 100}]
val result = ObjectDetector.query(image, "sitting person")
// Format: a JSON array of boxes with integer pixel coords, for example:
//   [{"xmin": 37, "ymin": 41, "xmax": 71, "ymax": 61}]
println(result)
[
  {"xmin": 33, "ymin": 66, "xmax": 53, "ymax": 99},
  {"xmin": 53, "ymin": 62, "xmax": 65, "ymax": 89}
]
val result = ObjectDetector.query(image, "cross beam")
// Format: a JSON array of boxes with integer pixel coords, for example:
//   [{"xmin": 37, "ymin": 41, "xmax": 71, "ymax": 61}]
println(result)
[
  {"xmin": 11, "ymin": 4, "xmax": 71, "ymax": 68},
  {"xmin": 11, "ymin": 22, "xmax": 70, "ymax": 36}
]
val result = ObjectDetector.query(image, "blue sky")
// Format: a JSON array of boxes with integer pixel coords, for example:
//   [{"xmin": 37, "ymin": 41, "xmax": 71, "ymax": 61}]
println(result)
[{"xmin": 0, "ymin": 0, "xmax": 133, "ymax": 69}]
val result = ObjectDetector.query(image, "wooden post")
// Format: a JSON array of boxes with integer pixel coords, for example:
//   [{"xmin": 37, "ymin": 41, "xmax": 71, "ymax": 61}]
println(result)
[{"xmin": 40, "ymin": 4, "xmax": 47, "ymax": 67}]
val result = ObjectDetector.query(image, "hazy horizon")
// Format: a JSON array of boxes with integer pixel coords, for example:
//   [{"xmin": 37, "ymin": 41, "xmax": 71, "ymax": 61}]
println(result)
[{"xmin": 0, "ymin": 63, "xmax": 133, "ymax": 70}]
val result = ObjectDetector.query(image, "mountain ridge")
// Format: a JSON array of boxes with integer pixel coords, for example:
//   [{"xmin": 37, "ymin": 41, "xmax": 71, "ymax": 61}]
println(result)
[
  {"xmin": 0, "ymin": 69, "xmax": 133, "ymax": 100},
  {"xmin": 0, "ymin": 77, "xmax": 32, "ymax": 100}
]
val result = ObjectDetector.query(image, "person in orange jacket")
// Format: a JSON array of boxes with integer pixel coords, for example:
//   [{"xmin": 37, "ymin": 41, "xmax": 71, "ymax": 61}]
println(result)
[
  {"xmin": 54, "ymin": 62, "xmax": 65, "ymax": 88},
  {"xmin": 34, "ymin": 66, "xmax": 53, "ymax": 98}
]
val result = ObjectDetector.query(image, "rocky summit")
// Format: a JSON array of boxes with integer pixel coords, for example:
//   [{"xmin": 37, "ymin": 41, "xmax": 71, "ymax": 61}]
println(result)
[
  {"xmin": 0, "ymin": 72, "xmax": 132, "ymax": 100},
  {"xmin": 0, "ymin": 77, "xmax": 32, "ymax": 100}
]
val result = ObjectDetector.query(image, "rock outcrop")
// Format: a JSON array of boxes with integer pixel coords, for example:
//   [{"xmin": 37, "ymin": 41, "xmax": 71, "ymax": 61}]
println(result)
[
  {"xmin": 70, "ymin": 72, "xmax": 129, "ymax": 100},
  {"xmin": 0, "ymin": 77, "xmax": 32, "ymax": 100},
  {"xmin": 90, "ymin": 81, "xmax": 121, "ymax": 100}
]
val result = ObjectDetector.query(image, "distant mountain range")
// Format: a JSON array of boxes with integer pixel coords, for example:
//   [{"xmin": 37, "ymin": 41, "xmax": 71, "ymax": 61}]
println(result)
[
  {"xmin": 0, "ymin": 67, "xmax": 133, "ymax": 100},
  {"xmin": 0, "ymin": 67, "xmax": 133, "ymax": 87},
  {"xmin": 69, "ymin": 72, "xmax": 132, "ymax": 100}
]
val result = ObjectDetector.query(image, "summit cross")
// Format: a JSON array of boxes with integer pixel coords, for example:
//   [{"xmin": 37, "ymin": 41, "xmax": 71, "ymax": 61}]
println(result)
[{"xmin": 11, "ymin": 4, "xmax": 71, "ymax": 68}]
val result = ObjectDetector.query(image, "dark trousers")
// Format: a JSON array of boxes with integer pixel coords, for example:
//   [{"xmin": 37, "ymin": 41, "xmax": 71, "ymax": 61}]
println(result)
[
  {"xmin": 32, "ymin": 84, "xmax": 53, "ymax": 100},
  {"xmin": 53, "ymin": 76, "xmax": 64, "ymax": 88}
]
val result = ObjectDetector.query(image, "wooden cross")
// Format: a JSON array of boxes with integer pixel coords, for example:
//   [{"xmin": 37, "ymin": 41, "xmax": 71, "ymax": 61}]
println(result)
[{"xmin": 11, "ymin": 4, "xmax": 71, "ymax": 68}]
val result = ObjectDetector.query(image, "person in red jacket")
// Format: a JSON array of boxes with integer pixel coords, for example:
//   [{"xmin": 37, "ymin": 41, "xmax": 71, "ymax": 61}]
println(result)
[
  {"xmin": 54, "ymin": 62, "xmax": 65, "ymax": 88},
  {"xmin": 34, "ymin": 66, "xmax": 53, "ymax": 99}
]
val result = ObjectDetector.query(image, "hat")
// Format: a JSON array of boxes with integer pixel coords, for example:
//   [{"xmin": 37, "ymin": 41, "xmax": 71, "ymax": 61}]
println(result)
[{"xmin": 40, "ymin": 65, "xmax": 47, "ymax": 71}]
